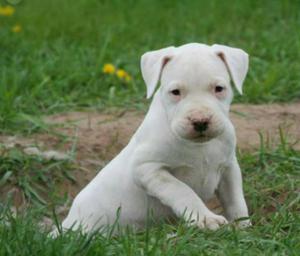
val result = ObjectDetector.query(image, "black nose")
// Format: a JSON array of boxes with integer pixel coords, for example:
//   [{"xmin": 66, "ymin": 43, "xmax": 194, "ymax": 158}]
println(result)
[{"xmin": 193, "ymin": 120, "xmax": 209, "ymax": 132}]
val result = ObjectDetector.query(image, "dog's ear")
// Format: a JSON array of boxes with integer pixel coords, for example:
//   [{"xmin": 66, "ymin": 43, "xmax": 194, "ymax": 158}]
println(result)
[
  {"xmin": 141, "ymin": 46, "xmax": 176, "ymax": 98},
  {"xmin": 212, "ymin": 44, "xmax": 249, "ymax": 94}
]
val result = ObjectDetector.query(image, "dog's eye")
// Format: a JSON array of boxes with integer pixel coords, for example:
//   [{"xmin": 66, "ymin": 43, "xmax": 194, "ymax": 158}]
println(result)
[
  {"xmin": 215, "ymin": 85, "xmax": 224, "ymax": 93},
  {"xmin": 170, "ymin": 89, "xmax": 181, "ymax": 96}
]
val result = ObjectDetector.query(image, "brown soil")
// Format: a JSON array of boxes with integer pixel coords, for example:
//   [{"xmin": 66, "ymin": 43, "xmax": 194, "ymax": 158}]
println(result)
[{"xmin": 1, "ymin": 103, "xmax": 300, "ymax": 211}]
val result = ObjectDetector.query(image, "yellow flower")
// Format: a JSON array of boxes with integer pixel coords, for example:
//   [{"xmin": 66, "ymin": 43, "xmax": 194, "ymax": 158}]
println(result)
[
  {"xmin": 116, "ymin": 69, "xmax": 132, "ymax": 82},
  {"xmin": 0, "ymin": 5, "xmax": 15, "ymax": 16},
  {"xmin": 12, "ymin": 24, "xmax": 21, "ymax": 33},
  {"xmin": 102, "ymin": 63, "xmax": 115, "ymax": 74},
  {"xmin": 125, "ymin": 74, "xmax": 132, "ymax": 82},
  {"xmin": 116, "ymin": 69, "xmax": 127, "ymax": 79}
]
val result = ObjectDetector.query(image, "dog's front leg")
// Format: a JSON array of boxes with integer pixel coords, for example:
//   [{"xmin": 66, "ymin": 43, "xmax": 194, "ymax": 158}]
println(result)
[
  {"xmin": 134, "ymin": 162, "xmax": 228, "ymax": 230},
  {"xmin": 217, "ymin": 157, "xmax": 251, "ymax": 228}
]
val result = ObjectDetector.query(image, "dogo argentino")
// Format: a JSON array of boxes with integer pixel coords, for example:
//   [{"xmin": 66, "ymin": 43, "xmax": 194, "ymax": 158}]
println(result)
[{"xmin": 57, "ymin": 43, "xmax": 251, "ymax": 234}]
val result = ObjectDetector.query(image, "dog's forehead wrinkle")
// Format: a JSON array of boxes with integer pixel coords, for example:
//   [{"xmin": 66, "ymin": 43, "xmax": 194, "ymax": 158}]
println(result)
[{"xmin": 161, "ymin": 50, "xmax": 230, "ymax": 88}]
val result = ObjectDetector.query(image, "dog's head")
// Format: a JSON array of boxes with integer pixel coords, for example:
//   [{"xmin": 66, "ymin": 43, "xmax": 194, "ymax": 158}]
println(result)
[{"xmin": 141, "ymin": 43, "xmax": 249, "ymax": 142}]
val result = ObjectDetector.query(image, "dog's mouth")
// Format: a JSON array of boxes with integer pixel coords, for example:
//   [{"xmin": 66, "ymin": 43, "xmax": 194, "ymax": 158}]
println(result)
[
  {"xmin": 188, "ymin": 132, "xmax": 216, "ymax": 143},
  {"xmin": 194, "ymin": 133, "xmax": 214, "ymax": 142},
  {"xmin": 173, "ymin": 129, "xmax": 217, "ymax": 144},
  {"xmin": 171, "ymin": 120, "xmax": 224, "ymax": 143},
  {"xmin": 188, "ymin": 122, "xmax": 225, "ymax": 143}
]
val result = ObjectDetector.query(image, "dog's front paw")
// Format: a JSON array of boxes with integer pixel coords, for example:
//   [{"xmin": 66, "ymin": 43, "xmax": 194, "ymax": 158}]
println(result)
[
  {"xmin": 235, "ymin": 218, "xmax": 252, "ymax": 229},
  {"xmin": 190, "ymin": 213, "xmax": 228, "ymax": 230}
]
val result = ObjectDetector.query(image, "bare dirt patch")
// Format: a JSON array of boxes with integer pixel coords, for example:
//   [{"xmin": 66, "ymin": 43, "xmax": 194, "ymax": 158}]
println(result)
[
  {"xmin": 41, "ymin": 103, "xmax": 300, "ymax": 168},
  {"xmin": 232, "ymin": 103, "xmax": 300, "ymax": 150},
  {"xmin": 1, "ymin": 103, "xmax": 300, "ymax": 211}
]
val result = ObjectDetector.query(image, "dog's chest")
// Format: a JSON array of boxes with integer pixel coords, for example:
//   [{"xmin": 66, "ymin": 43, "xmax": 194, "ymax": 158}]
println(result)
[
  {"xmin": 170, "ymin": 144, "xmax": 229, "ymax": 201},
  {"xmin": 172, "ymin": 165, "xmax": 222, "ymax": 202}
]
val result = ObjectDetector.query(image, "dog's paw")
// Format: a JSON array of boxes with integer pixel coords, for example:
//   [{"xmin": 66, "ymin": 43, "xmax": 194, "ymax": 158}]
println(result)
[
  {"xmin": 48, "ymin": 228, "xmax": 60, "ymax": 238},
  {"xmin": 190, "ymin": 213, "xmax": 228, "ymax": 230},
  {"xmin": 235, "ymin": 218, "xmax": 252, "ymax": 229}
]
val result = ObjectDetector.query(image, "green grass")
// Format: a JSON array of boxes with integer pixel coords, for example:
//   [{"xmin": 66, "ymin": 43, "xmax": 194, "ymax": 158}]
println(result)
[
  {"xmin": 0, "ymin": 140, "xmax": 299, "ymax": 255},
  {"xmin": 0, "ymin": 0, "xmax": 300, "ymax": 132},
  {"xmin": 0, "ymin": 145, "xmax": 75, "ymax": 207}
]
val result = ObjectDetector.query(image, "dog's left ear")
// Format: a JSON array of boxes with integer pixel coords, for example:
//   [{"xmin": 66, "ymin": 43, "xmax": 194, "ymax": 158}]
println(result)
[
  {"xmin": 212, "ymin": 44, "xmax": 249, "ymax": 94},
  {"xmin": 141, "ymin": 46, "xmax": 176, "ymax": 98}
]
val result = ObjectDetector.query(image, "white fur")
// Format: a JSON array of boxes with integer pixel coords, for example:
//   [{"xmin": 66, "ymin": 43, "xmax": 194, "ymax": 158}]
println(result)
[{"xmin": 57, "ymin": 43, "xmax": 251, "ymax": 234}]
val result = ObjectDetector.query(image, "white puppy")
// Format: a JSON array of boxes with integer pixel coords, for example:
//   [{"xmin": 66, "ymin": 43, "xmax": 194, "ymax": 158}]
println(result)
[{"xmin": 59, "ymin": 43, "xmax": 251, "ymax": 233}]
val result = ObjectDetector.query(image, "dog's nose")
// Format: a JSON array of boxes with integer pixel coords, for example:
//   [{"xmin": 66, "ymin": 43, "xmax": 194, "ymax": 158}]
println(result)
[{"xmin": 193, "ymin": 119, "xmax": 209, "ymax": 133}]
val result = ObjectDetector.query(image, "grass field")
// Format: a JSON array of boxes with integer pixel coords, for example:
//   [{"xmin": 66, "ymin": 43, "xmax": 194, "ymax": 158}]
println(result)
[
  {"xmin": 1, "ymin": 0, "xmax": 300, "ymax": 255},
  {"xmin": 1, "ymin": 140, "xmax": 299, "ymax": 255}
]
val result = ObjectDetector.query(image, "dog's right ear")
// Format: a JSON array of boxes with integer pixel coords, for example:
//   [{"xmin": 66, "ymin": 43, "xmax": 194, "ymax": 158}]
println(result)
[{"xmin": 141, "ymin": 46, "xmax": 176, "ymax": 99}]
